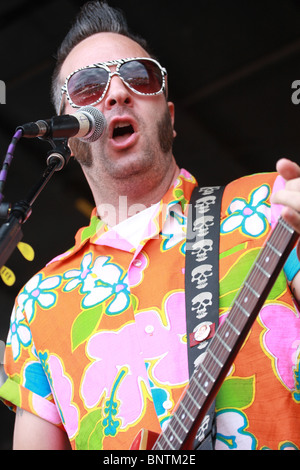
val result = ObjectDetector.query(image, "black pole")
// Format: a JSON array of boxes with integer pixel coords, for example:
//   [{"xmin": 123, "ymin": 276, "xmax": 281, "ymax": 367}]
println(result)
[{"xmin": 0, "ymin": 138, "xmax": 71, "ymax": 268}]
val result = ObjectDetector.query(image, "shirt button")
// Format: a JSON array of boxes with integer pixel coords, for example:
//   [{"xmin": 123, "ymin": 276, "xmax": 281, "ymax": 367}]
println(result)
[
  {"xmin": 132, "ymin": 259, "xmax": 142, "ymax": 267},
  {"xmin": 145, "ymin": 325, "xmax": 154, "ymax": 334}
]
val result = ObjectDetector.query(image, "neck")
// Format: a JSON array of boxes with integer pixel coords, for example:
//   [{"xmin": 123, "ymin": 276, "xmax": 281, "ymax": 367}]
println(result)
[{"xmin": 88, "ymin": 159, "xmax": 180, "ymax": 227}]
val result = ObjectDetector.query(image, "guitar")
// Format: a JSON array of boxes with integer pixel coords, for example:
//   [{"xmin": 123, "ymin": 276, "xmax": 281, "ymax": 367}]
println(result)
[{"xmin": 131, "ymin": 215, "xmax": 298, "ymax": 450}]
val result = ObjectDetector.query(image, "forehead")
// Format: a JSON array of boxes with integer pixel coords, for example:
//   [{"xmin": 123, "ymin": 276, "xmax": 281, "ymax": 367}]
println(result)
[{"xmin": 60, "ymin": 32, "xmax": 150, "ymax": 81}]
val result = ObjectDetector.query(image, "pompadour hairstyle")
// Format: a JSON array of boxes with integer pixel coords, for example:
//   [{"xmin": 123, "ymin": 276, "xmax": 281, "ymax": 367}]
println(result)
[{"xmin": 51, "ymin": 1, "xmax": 153, "ymax": 112}]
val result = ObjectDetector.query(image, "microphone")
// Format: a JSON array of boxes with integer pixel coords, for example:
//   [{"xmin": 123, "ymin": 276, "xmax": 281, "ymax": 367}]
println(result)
[{"xmin": 16, "ymin": 106, "xmax": 106, "ymax": 143}]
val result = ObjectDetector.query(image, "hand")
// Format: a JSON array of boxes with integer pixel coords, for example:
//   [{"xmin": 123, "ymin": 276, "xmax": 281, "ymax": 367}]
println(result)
[
  {"xmin": 271, "ymin": 158, "xmax": 300, "ymax": 234},
  {"xmin": 272, "ymin": 158, "xmax": 300, "ymax": 303}
]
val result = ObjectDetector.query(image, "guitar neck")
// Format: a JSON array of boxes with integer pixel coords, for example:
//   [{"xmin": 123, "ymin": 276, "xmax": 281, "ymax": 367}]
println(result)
[{"xmin": 153, "ymin": 216, "xmax": 298, "ymax": 450}]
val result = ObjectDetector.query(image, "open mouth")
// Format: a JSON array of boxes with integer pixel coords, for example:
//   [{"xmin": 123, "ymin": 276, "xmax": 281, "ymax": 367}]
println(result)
[
  {"xmin": 109, "ymin": 117, "xmax": 138, "ymax": 150},
  {"xmin": 112, "ymin": 123, "xmax": 135, "ymax": 142}
]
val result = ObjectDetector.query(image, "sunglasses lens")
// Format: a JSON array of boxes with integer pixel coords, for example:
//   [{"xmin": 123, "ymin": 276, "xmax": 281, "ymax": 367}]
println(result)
[
  {"xmin": 68, "ymin": 67, "xmax": 109, "ymax": 106},
  {"xmin": 121, "ymin": 60, "xmax": 163, "ymax": 94}
]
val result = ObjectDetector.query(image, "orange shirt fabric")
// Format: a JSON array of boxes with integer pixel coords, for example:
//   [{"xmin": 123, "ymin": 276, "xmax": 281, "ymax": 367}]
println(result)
[{"xmin": 1, "ymin": 169, "xmax": 300, "ymax": 450}]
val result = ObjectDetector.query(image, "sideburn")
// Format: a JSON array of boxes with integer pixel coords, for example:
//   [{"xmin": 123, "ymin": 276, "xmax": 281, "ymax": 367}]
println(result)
[
  {"xmin": 68, "ymin": 138, "xmax": 93, "ymax": 167},
  {"xmin": 158, "ymin": 107, "xmax": 175, "ymax": 154},
  {"xmin": 69, "ymin": 106, "xmax": 174, "ymax": 166}
]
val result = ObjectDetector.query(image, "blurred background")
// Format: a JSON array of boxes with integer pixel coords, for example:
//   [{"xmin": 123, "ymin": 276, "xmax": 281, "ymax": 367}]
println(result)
[{"xmin": 1, "ymin": 0, "xmax": 300, "ymax": 449}]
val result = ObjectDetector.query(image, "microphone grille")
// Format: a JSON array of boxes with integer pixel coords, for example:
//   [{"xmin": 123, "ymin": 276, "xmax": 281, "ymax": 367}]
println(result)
[{"xmin": 79, "ymin": 105, "xmax": 106, "ymax": 142}]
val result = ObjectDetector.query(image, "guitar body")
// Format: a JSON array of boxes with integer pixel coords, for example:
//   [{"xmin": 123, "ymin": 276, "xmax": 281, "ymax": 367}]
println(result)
[{"xmin": 130, "ymin": 429, "xmax": 159, "ymax": 450}]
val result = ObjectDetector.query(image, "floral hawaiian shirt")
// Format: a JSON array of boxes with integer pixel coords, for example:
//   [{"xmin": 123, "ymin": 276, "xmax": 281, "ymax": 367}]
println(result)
[
  {"xmin": 1, "ymin": 169, "xmax": 300, "ymax": 450},
  {"xmin": 217, "ymin": 172, "xmax": 300, "ymax": 450}
]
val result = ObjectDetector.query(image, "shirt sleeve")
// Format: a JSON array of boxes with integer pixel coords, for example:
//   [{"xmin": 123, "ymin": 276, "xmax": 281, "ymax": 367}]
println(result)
[
  {"xmin": 0, "ymin": 299, "xmax": 62, "ymax": 427},
  {"xmin": 284, "ymin": 247, "xmax": 300, "ymax": 283}
]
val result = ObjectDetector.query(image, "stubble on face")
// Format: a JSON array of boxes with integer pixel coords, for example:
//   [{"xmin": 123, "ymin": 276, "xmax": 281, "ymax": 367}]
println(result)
[{"xmin": 69, "ymin": 105, "xmax": 174, "ymax": 178}]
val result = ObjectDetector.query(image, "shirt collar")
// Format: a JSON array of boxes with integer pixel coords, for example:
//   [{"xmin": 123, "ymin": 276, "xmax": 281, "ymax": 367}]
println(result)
[{"xmin": 48, "ymin": 169, "xmax": 197, "ymax": 265}]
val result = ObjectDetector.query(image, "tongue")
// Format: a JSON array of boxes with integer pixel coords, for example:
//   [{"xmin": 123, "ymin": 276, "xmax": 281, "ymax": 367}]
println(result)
[{"xmin": 113, "ymin": 131, "xmax": 132, "ymax": 143}]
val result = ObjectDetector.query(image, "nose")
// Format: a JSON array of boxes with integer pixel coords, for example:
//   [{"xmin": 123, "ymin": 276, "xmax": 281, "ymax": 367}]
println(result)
[{"xmin": 104, "ymin": 73, "xmax": 133, "ymax": 109}]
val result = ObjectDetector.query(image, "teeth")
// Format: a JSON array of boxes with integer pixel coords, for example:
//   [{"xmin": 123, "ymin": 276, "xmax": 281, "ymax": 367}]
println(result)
[
  {"xmin": 116, "ymin": 122, "xmax": 130, "ymax": 129},
  {"xmin": 113, "ymin": 122, "xmax": 134, "ymax": 138}
]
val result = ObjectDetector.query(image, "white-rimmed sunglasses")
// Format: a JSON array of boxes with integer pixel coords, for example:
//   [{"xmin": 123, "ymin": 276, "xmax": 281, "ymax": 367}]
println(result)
[{"xmin": 59, "ymin": 57, "xmax": 167, "ymax": 113}]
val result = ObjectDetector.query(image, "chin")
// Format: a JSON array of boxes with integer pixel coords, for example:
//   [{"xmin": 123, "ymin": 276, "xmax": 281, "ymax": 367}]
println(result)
[{"xmin": 105, "ymin": 153, "xmax": 156, "ymax": 180}]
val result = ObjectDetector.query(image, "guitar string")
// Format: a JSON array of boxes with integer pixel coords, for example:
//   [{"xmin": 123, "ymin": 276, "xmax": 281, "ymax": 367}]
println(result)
[
  {"xmin": 156, "ymin": 223, "xmax": 289, "ymax": 449},
  {"xmin": 155, "ymin": 221, "xmax": 294, "ymax": 449},
  {"xmin": 206, "ymin": 220, "xmax": 290, "ymax": 374},
  {"xmin": 158, "ymin": 221, "xmax": 293, "ymax": 449}
]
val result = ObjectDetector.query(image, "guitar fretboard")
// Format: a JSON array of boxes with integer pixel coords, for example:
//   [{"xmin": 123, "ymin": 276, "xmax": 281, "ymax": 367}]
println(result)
[{"xmin": 153, "ymin": 216, "xmax": 298, "ymax": 450}]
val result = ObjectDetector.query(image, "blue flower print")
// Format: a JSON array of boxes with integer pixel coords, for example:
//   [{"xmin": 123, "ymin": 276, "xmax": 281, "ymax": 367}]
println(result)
[
  {"xmin": 82, "ymin": 257, "xmax": 130, "ymax": 315},
  {"xmin": 17, "ymin": 273, "xmax": 61, "ymax": 323},
  {"xmin": 23, "ymin": 348, "xmax": 52, "ymax": 398},
  {"xmin": 63, "ymin": 252, "xmax": 94, "ymax": 292},
  {"xmin": 161, "ymin": 206, "xmax": 186, "ymax": 252},
  {"xmin": 64, "ymin": 255, "xmax": 131, "ymax": 315},
  {"xmin": 221, "ymin": 184, "xmax": 271, "ymax": 238},
  {"xmin": 7, "ymin": 305, "xmax": 32, "ymax": 361}
]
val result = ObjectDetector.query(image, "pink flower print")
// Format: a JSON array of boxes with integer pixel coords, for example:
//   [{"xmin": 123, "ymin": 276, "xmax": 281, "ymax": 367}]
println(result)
[
  {"xmin": 178, "ymin": 169, "xmax": 195, "ymax": 182},
  {"xmin": 46, "ymin": 355, "xmax": 79, "ymax": 438},
  {"xmin": 271, "ymin": 175, "xmax": 285, "ymax": 230},
  {"xmin": 81, "ymin": 291, "xmax": 188, "ymax": 431},
  {"xmin": 81, "ymin": 323, "xmax": 151, "ymax": 430},
  {"xmin": 128, "ymin": 252, "xmax": 148, "ymax": 287},
  {"xmin": 31, "ymin": 393, "xmax": 62, "ymax": 426},
  {"xmin": 134, "ymin": 292, "xmax": 188, "ymax": 386},
  {"xmin": 259, "ymin": 304, "xmax": 300, "ymax": 393}
]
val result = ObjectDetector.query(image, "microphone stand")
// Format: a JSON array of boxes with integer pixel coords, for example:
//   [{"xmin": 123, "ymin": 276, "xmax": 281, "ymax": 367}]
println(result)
[{"xmin": 0, "ymin": 138, "xmax": 71, "ymax": 269}]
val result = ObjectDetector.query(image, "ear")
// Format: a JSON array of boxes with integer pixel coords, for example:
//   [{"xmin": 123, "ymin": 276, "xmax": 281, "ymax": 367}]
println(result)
[{"xmin": 168, "ymin": 101, "xmax": 177, "ymax": 138}]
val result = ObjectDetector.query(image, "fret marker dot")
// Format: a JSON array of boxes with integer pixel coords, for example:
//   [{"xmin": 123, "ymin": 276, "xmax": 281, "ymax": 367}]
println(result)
[
  {"xmin": 198, "ymin": 372, "xmax": 202, "ymax": 379},
  {"xmin": 265, "ymin": 256, "xmax": 270, "ymax": 263},
  {"xmin": 204, "ymin": 381, "xmax": 209, "ymax": 388},
  {"xmin": 170, "ymin": 436, "xmax": 174, "ymax": 442},
  {"xmin": 244, "ymin": 297, "xmax": 248, "ymax": 303},
  {"xmin": 181, "ymin": 413, "xmax": 185, "ymax": 420},
  {"xmin": 225, "ymin": 331, "xmax": 229, "ymax": 338}
]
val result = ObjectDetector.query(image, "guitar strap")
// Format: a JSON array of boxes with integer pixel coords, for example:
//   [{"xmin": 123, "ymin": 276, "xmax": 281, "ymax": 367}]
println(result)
[{"xmin": 185, "ymin": 184, "xmax": 225, "ymax": 450}]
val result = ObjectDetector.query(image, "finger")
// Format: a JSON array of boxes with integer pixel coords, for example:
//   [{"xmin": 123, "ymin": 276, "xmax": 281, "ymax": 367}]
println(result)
[
  {"xmin": 284, "ymin": 177, "xmax": 300, "ymax": 192},
  {"xmin": 276, "ymin": 158, "xmax": 300, "ymax": 181},
  {"xmin": 271, "ymin": 188, "xmax": 300, "ymax": 211},
  {"xmin": 281, "ymin": 206, "xmax": 300, "ymax": 234}
]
